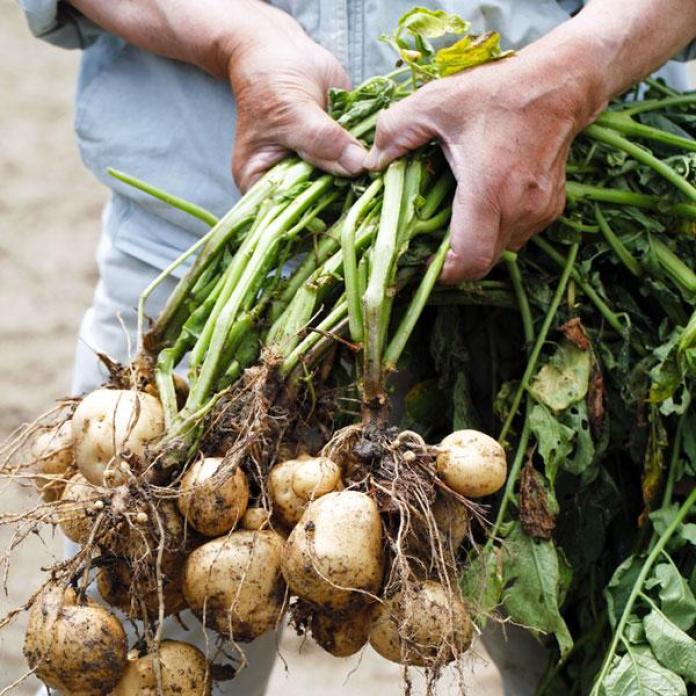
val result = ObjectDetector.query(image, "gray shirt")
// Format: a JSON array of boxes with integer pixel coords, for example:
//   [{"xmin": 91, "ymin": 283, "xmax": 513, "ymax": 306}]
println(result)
[{"xmin": 21, "ymin": 0, "xmax": 695, "ymax": 273}]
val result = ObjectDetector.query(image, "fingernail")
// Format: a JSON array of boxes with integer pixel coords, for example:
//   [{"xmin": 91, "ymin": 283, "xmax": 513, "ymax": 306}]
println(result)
[{"xmin": 338, "ymin": 143, "xmax": 367, "ymax": 175}]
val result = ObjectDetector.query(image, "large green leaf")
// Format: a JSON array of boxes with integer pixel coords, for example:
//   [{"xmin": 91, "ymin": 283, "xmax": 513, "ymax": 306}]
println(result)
[
  {"xmin": 529, "ymin": 403, "xmax": 574, "ymax": 484},
  {"xmin": 529, "ymin": 339, "xmax": 591, "ymax": 412},
  {"xmin": 600, "ymin": 646, "xmax": 687, "ymax": 696},
  {"xmin": 646, "ymin": 562, "xmax": 696, "ymax": 631},
  {"xmin": 605, "ymin": 555, "xmax": 643, "ymax": 629},
  {"xmin": 459, "ymin": 546, "xmax": 503, "ymax": 620},
  {"xmin": 501, "ymin": 523, "xmax": 573, "ymax": 657},
  {"xmin": 644, "ymin": 608, "xmax": 696, "ymax": 683}
]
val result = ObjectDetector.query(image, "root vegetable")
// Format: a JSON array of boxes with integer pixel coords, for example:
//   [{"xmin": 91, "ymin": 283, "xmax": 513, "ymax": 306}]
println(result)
[
  {"xmin": 291, "ymin": 456, "xmax": 341, "ymax": 500},
  {"xmin": 57, "ymin": 473, "xmax": 103, "ymax": 544},
  {"xmin": 369, "ymin": 580, "xmax": 473, "ymax": 667},
  {"xmin": 268, "ymin": 456, "xmax": 309, "ymax": 527},
  {"xmin": 97, "ymin": 559, "xmax": 186, "ymax": 618},
  {"xmin": 182, "ymin": 530, "xmax": 285, "ymax": 641},
  {"xmin": 112, "ymin": 641, "xmax": 211, "ymax": 695},
  {"xmin": 436, "ymin": 430, "xmax": 507, "ymax": 498},
  {"xmin": 432, "ymin": 493, "xmax": 470, "ymax": 550},
  {"xmin": 282, "ymin": 490, "xmax": 384, "ymax": 609},
  {"xmin": 311, "ymin": 604, "xmax": 372, "ymax": 657},
  {"xmin": 72, "ymin": 389, "xmax": 164, "ymax": 486},
  {"xmin": 29, "ymin": 421, "xmax": 74, "ymax": 502},
  {"xmin": 24, "ymin": 585, "xmax": 127, "ymax": 695},
  {"xmin": 177, "ymin": 457, "xmax": 249, "ymax": 537},
  {"xmin": 241, "ymin": 506, "xmax": 271, "ymax": 530}
]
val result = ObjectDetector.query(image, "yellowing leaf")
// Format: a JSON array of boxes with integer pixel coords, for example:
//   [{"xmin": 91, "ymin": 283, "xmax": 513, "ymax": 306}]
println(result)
[
  {"xmin": 435, "ymin": 32, "xmax": 513, "ymax": 77},
  {"xmin": 399, "ymin": 7, "xmax": 470, "ymax": 38}
]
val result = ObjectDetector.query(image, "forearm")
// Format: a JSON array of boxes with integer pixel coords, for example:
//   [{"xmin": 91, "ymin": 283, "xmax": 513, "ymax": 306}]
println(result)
[
  {"xmin": 66, "ymin": 0, "xmax": 277, "ymax": 79},
  {"xmin": 522, "ymin": 0, "xmax": 696, "ymax": 127}
]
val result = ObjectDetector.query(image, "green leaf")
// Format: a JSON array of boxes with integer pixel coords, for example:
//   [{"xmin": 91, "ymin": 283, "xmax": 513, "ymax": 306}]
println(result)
[
  {"xmin": 529, "ymin": 339, "xmax": 591, "ymax": 412},
  {"xmin": 646, "ymin": 563, "xmax": 696, "ymax": 631},
  {"xmin": 434, "ymin": 31, "xmax": 512, "ymax": 77},
  {"xmin": 605, "ymin": 555, "xmax": 643, "ymax": 629},
  {"xmin": 459, "ymin": 546, "xmax": 503, "ymax": 620},
  {"xmin": 559, "ymin": 399, "xmax": 596, "ymax": 478},
  {"xmin": 601, "ymin": 646, "xmax": 687, "ymax": 696},
  {"xmin": 528, "ymin": 403, "xmax": 574, "ymax": 484},
  {"xmin": 501, "ymin": 523, "xmax": 573, "ymax": 658},
  {"xmin": 398, "ymin": 7, "xmax": 470, "ymax": 38},
  {"xmin": 650, "ymin": 505, "xmax": 696, "ymax": 551},
  {"xmin": 644, "ymin": 608, "xmax": 696, "ymax": 683}
]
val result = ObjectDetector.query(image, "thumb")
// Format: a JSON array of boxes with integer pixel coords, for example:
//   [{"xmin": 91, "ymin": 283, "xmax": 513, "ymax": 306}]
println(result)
[
  {"xmin": 440, "ymin": 184, "xmax": 504, "ymax": 284},
  {"xmin": 364, "ymin": 93, "xmax": 438, "ymax": 171},
  {"xmin": 284, "ymin": 101, "xmax": 368, "ymax": 178}
]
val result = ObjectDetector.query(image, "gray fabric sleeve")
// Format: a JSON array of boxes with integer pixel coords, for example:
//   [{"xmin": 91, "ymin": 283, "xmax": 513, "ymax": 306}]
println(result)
[{"xmin": 20, "ymin": 0, "xmax": 102, "ymax": 49}]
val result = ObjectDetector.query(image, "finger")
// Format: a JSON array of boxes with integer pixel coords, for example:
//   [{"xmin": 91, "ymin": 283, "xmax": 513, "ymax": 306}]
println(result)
[
  {"xmin": 284, "ymin": 102, "xmax": 367, "ymax": 178},
  {"xmin": 364, "ymin": 91, "xmax": 438, "ymax": 171},
  {"xmin": 440, "ymin": 185, "xmax": 505, "ymax": 284},
  {"xmin": 233, "ymin": 140, "xmax": 288, "ymax": 193}
]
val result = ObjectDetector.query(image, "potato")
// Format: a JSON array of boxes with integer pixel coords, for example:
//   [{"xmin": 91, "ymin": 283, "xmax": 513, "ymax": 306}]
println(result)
[
  {"xmin": 436, "ymin": 429, "xmax": 507, "ymax": 498},
  {"xmin": 57, "ymin": 473, "xmax": 102, "ymax": 544},
  {"xmin": 291, "ymin": 457, "xmax": 341, "ymax": 500},
  {"xmin": 268, "ymin": 456, "xmax": 308, "ymax": 528},
  {"xmin": 282, "ymin": 491, "xmax": 384, "ymax": 609},
  {"xmin": 177, "ymin": 457, "xmax": 249, "ymax": 537},
  {"xmin": 182, "ymin": 530, "xmax": 285, "ymax": 641},
  {"xmin": 241, "ymin": 506, "xmax": 271, "ymax": 531},
  {"xmin": 24, "ymin": 584, "xmax": 127, "ymax": 695},
  {"xmin": 29, "ymin": 421, "xmax": 74, "ymax": 502},
  {"xmin": 112, "ymin": 641, "xmax": 211, "ymax": 695},
  {"xmin": 97, "ymin": 558, "xmax": 186, "ymax": 618},
  {"xmin": 311, "ymin": 604, "xmax": 372, "ymax": 657},
  {"xmin": 72, "ymin": 389, "xmax": 164, "ymax": 485},
  {"xmin": 432, "ymin": 493, "xmax": 470, "ymax": 550},
  {"xmin": 369, "ymin": 580, "xmax": 473, "ymax": 667}
]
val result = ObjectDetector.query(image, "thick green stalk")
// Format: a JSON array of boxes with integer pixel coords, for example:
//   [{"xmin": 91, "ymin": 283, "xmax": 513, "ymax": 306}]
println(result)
[
  {"xmin": 281, "ymin": 298, "xmax": 349, "ymax": 376},
  {"xmin": 342, "ymin": 178, "xmax": 384, "ymax": 343},
  {"xmin": 150, "ymin": 160, "xmax": 311, "ymax": 348},
  {"xmin": 622, "ymin": 93, "xmax": 696, "ymax": 116},
  {"xmin": 418, "ymin": 171, "xmax": 455, "ymax": 219},
  {"xmin": 651, "ymin": 236, "xmax": 696, "ymax": 293},
  {"xmin": 413, "ymin": 207, "xmax": 452, "ymax": 234},
  {"xmin": 584, "ymin": 124, "xmax": 696, "ymax": 202},
  {"xmin": 184, "ymin": 176, "xmax": 333, "ymax": 414},
  {"xmin": 384, "ymin": 231, "xmax": 450, "ymax": 369},
  {"xmin": 362, "ymin": 160, "xmax": 407, "ymax": 406},
  {"xmin": 594, "ymin": 205, "xmax": 642, "ymax": 277},
  {"xmin": 595, "ymin": 111, "xmax": 696, "ymax": 152},
  {"xmin": 566, "ymin": 181, "xmax": 696, "ymax": 219}
]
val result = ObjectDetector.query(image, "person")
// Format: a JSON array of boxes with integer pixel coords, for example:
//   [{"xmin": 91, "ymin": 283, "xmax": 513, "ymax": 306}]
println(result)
[{"xmin": 19, "ymin": 1, "xmax": 696, "ymax": 694}]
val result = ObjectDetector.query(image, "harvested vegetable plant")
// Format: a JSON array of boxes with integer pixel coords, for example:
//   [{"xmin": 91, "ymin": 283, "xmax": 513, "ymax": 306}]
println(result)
[{"xmin": 1, "ymin": 7, "xmax": 695, "ymax": 696}]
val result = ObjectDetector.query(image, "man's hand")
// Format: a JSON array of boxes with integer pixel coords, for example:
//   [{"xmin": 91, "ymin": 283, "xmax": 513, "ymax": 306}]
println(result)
[
  {"xmin": 365, "ymin": 0, "xmax": 696, "ymax": 283},
  {"xmin": 225, "ymin": 3, "xmax": 366, "ymax": 192},
  {"xmin": 68, "ymin": 0, "xmax": 366, "ymax": 192}
]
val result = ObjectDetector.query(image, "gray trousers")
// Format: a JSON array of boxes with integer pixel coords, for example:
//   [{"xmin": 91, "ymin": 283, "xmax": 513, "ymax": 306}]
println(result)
[{"xmin": 69, "ymin": 230, "xmax": 547, "ymax": 695}]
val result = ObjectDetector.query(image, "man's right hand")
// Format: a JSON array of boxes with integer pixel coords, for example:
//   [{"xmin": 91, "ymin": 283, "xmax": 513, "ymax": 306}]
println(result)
[
  {"xmin": 224, "ymin": 2, "xmax": 367, "ymax": 191},
  {"xmin": 68, "ymin": 0, "xmax": 366, "ymax": 191}
]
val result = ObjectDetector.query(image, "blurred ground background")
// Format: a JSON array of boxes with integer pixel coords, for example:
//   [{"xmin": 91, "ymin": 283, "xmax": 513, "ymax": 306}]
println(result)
[{"xmin": 0, "ymin": 1, "xmax": 501, "ymax": 693}]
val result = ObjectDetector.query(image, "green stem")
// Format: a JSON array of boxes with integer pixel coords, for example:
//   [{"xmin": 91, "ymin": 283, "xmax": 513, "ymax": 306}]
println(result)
[
  {"xmin": 532, "ymin": 236, "xmax": 631, "ymax": 340},
  {"xmin": 595, "ymin": 111, "xmax": 696, "ymax": 152},
  {"xmin": 413, "ymin": 207, "xmax": 452, "ymax": 234},
  {"xmin": 419, "ymin": 172, "xmax": 455, "ymax": 219},
  {"xmin": 184, "ymin": 176, "xmax": 333, "ymax": 414},
  {"xmin": 384, "ymin": 231, "xmax": 450, "ymax": 369},
  {"xmin": 594, "ymin": 205, "xmax": 642, "ymax": 277},
  {"xmin": 497, "ymin": 243, "xmax": 579, "ymax": 446},
  {"xmin": 362, "ymin": 160, "xmax": 406, "ymax": 406},
  {"xmin": 584, "ymin": 124, "xmax": 696, "ymax": 202},
  {"xmin": 342, "ymin": 178, "xmax": 384, "ymax": 343},
  {"xmin": 622, "ymin": 93, "xmax": 696, "ymax": 116},
  {"xmin": 590, "ymin": 485, "xmax": 696, "ymax": 695},
  {"xmin": 651, "ymin": 236, "xmax": 696, "ymax": 293},
  {"xmin": 107, "ymin": 168, "xmax": 219, "ymax": 226}
]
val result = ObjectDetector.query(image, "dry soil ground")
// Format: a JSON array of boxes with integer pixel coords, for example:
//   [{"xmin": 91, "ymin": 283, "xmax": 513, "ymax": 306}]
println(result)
[{"xmin": 0, "ymin": 1, "xmax": 501, "ymax": 693}]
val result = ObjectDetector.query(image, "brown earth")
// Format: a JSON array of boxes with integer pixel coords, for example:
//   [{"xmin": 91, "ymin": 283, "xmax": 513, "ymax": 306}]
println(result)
[{"xmin": 0, "ymin": 1, "xmax": 505, "ymax": 693}]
